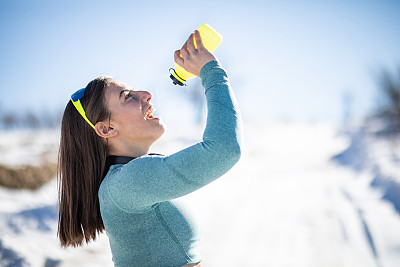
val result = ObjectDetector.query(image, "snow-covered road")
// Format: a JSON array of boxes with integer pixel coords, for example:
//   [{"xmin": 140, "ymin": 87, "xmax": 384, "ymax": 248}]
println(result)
[
  {"xmin": 1, "ymin": 123, "xmax": 399, "ymax": 267},
  {"xmin": 187, "ymin": 123, "xmax": 400, "ymax": 267}
]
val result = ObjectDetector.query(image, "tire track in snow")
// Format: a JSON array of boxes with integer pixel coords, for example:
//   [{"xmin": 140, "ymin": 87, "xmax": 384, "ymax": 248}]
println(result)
[{"xmin": 340, "ymin": 188, "xmax": 383, "ymax": 267}]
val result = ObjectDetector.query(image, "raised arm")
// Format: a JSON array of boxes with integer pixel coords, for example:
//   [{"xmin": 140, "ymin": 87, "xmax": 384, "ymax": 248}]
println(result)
[{"xmin": 104, "ymin": 31, "xmax": 243, "ymax": 212}]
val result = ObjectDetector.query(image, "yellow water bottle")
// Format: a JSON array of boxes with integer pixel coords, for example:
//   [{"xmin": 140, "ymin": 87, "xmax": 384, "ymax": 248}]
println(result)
[{"xmin": 170, "ymin": 24, "xmax": 223, "ymax": 86}]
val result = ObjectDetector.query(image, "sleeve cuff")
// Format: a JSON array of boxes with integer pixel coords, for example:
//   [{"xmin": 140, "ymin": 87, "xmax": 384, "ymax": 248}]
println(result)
[
  {"xmin": 199, "ymin": 60, "xmax": 222, "ymax": 79},
  {"xmin": 199, "ymin": 60, "xmax": 228, "ymax": 91}
]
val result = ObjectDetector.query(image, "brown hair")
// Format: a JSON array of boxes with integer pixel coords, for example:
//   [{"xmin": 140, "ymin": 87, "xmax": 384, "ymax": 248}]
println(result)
[{"xmin": 57, "ymin": 76, "xmax": 112, "ymax": 247}]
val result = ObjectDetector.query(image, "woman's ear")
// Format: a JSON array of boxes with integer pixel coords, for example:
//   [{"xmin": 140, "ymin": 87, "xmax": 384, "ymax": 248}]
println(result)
[{"xmin": 94, "ymin": 121, "xmax": 118, "ymax": 139}]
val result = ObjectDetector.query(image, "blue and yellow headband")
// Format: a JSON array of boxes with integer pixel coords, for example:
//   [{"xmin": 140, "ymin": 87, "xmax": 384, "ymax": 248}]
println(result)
[{"xmin": 71, "ymin": 88, "xmax": 95, "ymax": 129}]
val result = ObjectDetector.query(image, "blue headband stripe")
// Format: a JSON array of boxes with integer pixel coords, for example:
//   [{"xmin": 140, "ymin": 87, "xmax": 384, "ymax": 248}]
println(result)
[{"xmin": 71, "ymin": 88, "xmax": 86, "ymax": 102}]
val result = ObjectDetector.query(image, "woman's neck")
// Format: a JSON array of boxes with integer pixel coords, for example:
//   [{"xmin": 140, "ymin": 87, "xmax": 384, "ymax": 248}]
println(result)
[{"xmin": 108, "ymin": 139, "xmax": 151, "ymax": 158}]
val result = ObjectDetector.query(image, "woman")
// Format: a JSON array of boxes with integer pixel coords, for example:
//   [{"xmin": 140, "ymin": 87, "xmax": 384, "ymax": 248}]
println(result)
[{"xmin": 58, "ymin": 30, "xmax": 242, "ymax": 266}]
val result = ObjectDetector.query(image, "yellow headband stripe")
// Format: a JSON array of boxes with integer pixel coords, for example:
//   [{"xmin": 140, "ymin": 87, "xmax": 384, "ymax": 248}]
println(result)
[{"xmin": 71, "ymin": 88, "xmax": 96, "ymax": 129}]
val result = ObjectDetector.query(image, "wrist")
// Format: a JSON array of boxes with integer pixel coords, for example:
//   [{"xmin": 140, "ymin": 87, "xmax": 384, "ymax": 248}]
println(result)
[{"xmin": 200, "ymin": 60, "xmax": 221, "ymax": 79}]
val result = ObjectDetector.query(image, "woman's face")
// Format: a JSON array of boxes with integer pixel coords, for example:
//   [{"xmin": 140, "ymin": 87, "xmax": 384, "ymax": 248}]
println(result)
[{"xmin": 105, "ymin": 80, "xmax": 165, "ymax": 145}]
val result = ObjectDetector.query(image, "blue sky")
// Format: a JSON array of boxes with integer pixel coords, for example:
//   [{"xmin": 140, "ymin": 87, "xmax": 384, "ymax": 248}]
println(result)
[{"xmin": 0, "ymin": 0, "xmax": 399, "ymax": 125}]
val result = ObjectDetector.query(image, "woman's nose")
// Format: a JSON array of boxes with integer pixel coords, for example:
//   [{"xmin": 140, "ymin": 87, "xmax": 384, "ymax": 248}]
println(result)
[{"xmin": 139, "ymin": 91, "xmax": 152, "ymax": 103}]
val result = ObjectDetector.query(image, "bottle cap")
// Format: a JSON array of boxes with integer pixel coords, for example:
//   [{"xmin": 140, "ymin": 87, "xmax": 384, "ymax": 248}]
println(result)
[{"xmin": 169, "ymin": 68, "xmax": 186, "ymax": 86}]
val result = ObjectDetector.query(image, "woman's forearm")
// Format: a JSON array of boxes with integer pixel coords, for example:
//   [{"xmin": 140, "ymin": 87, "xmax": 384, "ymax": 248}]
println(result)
[{"xmin": 201, "ymin": 60, "xmax": 242, "ymax": 157}]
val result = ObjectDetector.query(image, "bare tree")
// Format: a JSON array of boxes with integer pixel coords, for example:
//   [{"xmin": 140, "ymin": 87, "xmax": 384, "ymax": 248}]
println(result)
[
  {"xmin": 1, "ymin": 112, "xmax": 19, "ymax": 129},
  {"xmin": 341, "ymin": 90, "xmax": 353, "ymax": 128},
  {"xmin": 23, "ymin": 111, "xmax": 41, "ymax": 129},
  {"xmin": 184, "ymin": 79, "xmax": 206, "ymax": 125},
  {"xmin": 380, "ymin": 68, "xmax": 400, "ymax": 119},
  {"xmin": 372, "ymin": 67, "xmax": 400, "ymax": 135}
]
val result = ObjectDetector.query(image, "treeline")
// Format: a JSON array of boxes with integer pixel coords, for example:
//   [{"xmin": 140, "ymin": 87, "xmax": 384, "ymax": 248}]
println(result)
[{"xmin": 0, "ymin": 109, "xmax": 62, "ymax": 130}]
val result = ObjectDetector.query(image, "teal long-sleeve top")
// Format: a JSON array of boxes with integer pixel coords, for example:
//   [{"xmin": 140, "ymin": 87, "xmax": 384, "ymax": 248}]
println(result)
[{"xmin": 98, "ymin": 60, "xmax": 243, "ymax": 267}]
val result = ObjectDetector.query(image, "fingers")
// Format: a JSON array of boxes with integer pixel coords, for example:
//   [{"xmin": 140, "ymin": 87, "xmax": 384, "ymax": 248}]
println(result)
[
  {"xmin": 180, "ymin": 41, "xmax": 189, "ymax": 59},
  {"xmin": 186, "ymin": 33, "xmax": 196, "ymax": 53},
  {"xmin": 174, "ymin": 50, "xmax": 184, "ymax": 66},
  {"xmin": 174, "ymin": 30, "xmax": 206, "ymax": 69},
  {"xmin": 194, "ymin": 30, "xmax": 204, "ymax": 49}
]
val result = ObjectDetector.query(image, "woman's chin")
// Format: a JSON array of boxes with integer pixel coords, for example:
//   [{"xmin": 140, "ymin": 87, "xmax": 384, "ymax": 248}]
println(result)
[{"xmin": 154, "ymin": 123, "xmax": 166, "ymax": 140}]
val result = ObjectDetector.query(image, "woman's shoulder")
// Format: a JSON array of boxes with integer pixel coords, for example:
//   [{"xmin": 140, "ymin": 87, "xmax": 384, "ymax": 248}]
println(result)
[{"xmin": 104, "ymin": 153, "xmax": 167, "ymax": 181}]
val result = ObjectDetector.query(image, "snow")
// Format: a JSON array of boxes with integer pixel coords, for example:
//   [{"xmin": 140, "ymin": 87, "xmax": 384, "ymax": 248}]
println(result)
[
  {"xmin": 1, "ymin": 122, "xmax": 400, "ymax": 267},
  {"xmin": 0, "ymin": 129, "xmax": 59, "ymax": 168}
]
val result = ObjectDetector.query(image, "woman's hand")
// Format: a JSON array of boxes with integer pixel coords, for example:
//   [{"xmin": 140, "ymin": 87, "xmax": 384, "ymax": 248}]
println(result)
[{"xmin": 174, "ymin": 30, "xmax": 217, "ymax": 77}]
